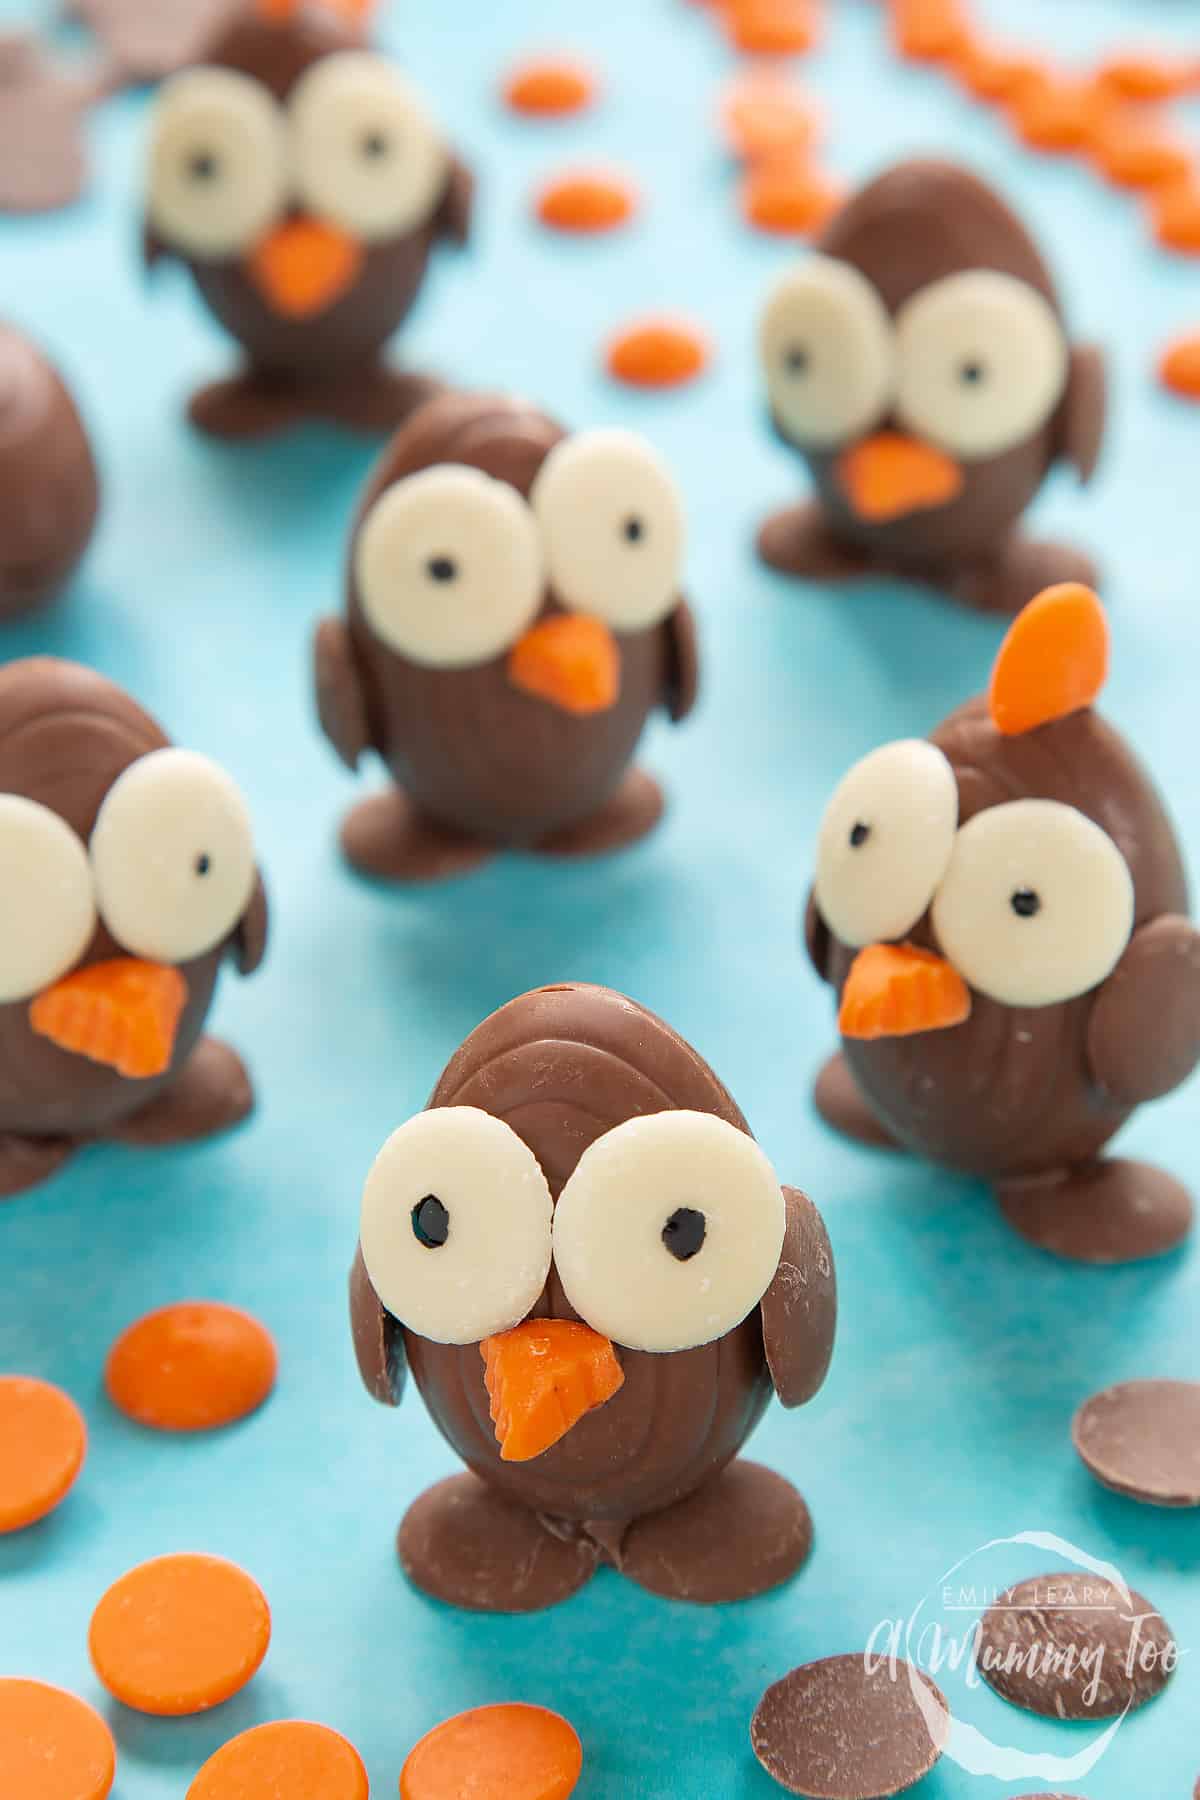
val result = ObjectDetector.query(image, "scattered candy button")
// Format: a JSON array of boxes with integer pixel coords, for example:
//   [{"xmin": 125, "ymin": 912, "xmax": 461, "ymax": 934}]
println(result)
[
  {"xmin": 89, "ymin": 1553, "xmax": 271, "ymax": 1716},
  {"xmin": 0, "ymin": 1375, "xmax": 86, "ymax": 1533},
  {"xmin": 105, "ymin": 1300, "xmax": 277, "ymax": 1433}
]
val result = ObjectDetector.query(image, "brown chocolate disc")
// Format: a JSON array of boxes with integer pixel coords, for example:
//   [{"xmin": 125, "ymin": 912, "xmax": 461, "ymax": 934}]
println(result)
[
  {"xmin": 1072, "ymin": 1379, "xmax": 1200, "ymax": 1508},
  {"xmin": 977, "ymin": 1574, "xmax": 1177, "ymax": 1720},
  {"xmin": 997, "ymin": 1161, "xmax": 1193, "ymax": 1265},
  {"xmin": 751, "ymin": 1654, "xmax": 949, "ymax": 1798}
]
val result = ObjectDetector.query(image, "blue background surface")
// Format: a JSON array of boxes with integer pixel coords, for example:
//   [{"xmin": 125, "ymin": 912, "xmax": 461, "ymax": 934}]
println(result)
[{"xmin": 1, "ymin": 1, "xmax": 1199, "ymax": 1795}]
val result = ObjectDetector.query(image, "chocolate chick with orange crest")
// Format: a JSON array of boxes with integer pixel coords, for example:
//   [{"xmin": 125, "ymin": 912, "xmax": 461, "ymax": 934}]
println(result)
[
  {"xmin": 350, "ymin": 983, "xmax": 836, "ymax": 1612},
  {"xmin": 142, "ymin": 0, "xmax": 472, "ymax": 437},
  {"xmin": 807, "ymin": 584, "xmax": 1200, "ymax": 1265}
]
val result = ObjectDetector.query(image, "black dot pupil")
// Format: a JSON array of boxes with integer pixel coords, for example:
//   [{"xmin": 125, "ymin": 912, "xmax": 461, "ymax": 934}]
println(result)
[
  {"xmin": 427, "ymin": 556, "xmax": 458, "ymax": 582},
  {"xmin": 786, "ymin": 345, "xmax": 809, "ymax": 374},
  {"xmin": 849, "ymin": 821, "xmax": 870, "ymax": 848},
  {"xmin": 194, "ymin": 853, "xmax": 211, "ymax": 877},
  {"xmin": 662, "ymin": 1206, "xmax": 706, "ymax": 1262},
  {"xmin": 623, "ymin": 516, "xmax": 644, "ymax": 544},
  {"xmin": 187, "ymin": 151, "xmax": 218, "ymax": 181},
  {"xmin": 1011, "ymin": 888, "xmax": 1041, "ymax": 919},
  {"xmin": 412, "ymin": 1194, "xmax": 450, "ymax": 1248},
  {"xmin": 362, "ymin": 130, "xmax": 389, "ymax": 159},
  {"xmin": 960, "ymin": 360, "xmax": 985, "ymax": 385}
]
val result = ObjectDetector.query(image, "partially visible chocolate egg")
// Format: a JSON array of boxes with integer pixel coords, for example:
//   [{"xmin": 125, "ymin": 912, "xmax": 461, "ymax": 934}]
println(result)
[{"xmin": 0, "ymin": 325, "xmax": 98, "ymax": 621}]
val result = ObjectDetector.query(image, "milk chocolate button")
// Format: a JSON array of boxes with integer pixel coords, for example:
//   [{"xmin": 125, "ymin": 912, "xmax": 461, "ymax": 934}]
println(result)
[
  {"xmin": 751, "ymin": 1653, "xmax": 949, "ymax": 1797},
  {"xmin": 1072, "ymin": 1378, "xmax": 1200, "ymax": 1507},
  {"xmin": 977, "ymin": 1575, "xmax": 1177, "ymax": 1719}
]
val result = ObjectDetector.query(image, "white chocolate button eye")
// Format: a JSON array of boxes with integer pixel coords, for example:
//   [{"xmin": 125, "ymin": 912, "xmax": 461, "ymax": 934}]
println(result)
[
  {"xmin": 355, "ymin": 465, "xmax": 544, "ymax": 668},
  {"xmin": 759, "ymin": 255, "xmax": 895, "ymax": 450},
  {"xmin": 815, "ymin": 740, "xmax": 959, "ymax": 949},
  {"xmin": 147, "ymin": 68, "xmax": 287, "ymax": 259},
  {"xmin": 931, "ymin": 799, "xmax": 1134, "ymax": 1008},
  {"xmin": 894, "ymin": 270, "xmax": 1069, "ymax": 460},
  {"xmin": 551, "ymin": 1111, "xmax": 786, "ymax": 1354},
  {"xmin": 0, "ymin": 797, "xmax": 96, "ymax": 1004},
  {"xmin": 360, "ymin": 1107, "xmax": 554, "ymax": 1345},
  {"xmin": 290, "ymin": 51, "xmax": 448, "ymax": 243},
  {"xmin": 90, "ymin": 750, "xmax": 256, "ymax": 964},
  {"xmin": 530, "ymin": 429, "xmax": 685, "ymax": 632}
]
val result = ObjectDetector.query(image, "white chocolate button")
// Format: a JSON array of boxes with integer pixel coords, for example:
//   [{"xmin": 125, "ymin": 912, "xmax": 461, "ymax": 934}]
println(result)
[
  {"xmin": 90, "ymin": 749, "xmax": 256, "ymax": 964},
  {"xmin": 290, "ymin": 51, "xmax": 448, "ymax": 242},
  {"xmin": 360, "ymin": 1107, "xmax": 554, "ymax": 1345},
  {"xmin": 147, "ymin": 67, "xmax": 287, "ymax": 259},
  {"xmin": 815, "ymin": 740, "xmax": 959, "ymax": 948},
  {"xmin": 0, "ymin": 796, "xmax": 95, "ymax": 1004},
  {"xmin": 530, "ymin": 428, "xmax": 684, "ymax": 632},
  {"xmin": 895, "ymin": 270, "xmax": 1069, "ymax": 460},
  {"xmin": 551, "ymin": 1110, "xmax": 786, "ymax": 1354},
  {"xmin": 760, "ymin": 255, "xmax": 895, "ymax": 449},
  {"xmin": 355, "ymin": 464, "xmax": 544, "ymax": 668},
  {"xmin": 932, "ymin": 799, "xmax": 1134, "ymax": 1007}
]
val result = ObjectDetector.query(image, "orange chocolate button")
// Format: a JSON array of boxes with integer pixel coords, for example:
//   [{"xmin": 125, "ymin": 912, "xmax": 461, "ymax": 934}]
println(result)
[
  {"xmin": 0, "ymin": 1680, "xmax": 115, "ymax": 1800},
  {"xmin": 90, "ymin": 1553, "xmax": 270, "ymax": 1716},
  {"xmin": 0, "ymin": 1375, "xmax": 86, "ymax": 1533},
  {"xmin": 105, "ymin": 1301, "xmax": 277, "ymax": 1433},
  {"xmin": 187, "ymin": 1720, "xmax": 368, "ymax": 1800},
  {"xmin": 401, "ymin": 1704, "xmax": 583, "ymax": 1800}
]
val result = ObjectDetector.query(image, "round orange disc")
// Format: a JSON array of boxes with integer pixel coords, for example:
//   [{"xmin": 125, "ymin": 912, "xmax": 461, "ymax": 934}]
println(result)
[
  {"xmin": 89, "ymin": 1553, "xmax": 271, "ymax": 1717},
  {"xmin": 187, "ymin": 1720, "xmax": 368, "ymax": 1800},
  {"xmin": 0, "ymin": 1679, "xmax": 115, "ymax": 1800},
  {"xmin": 401, "ymin": 1703, "xmax": 582, "ymax": 1800},
  {"xmin": 0, "ymin": 1376, "xmax": 86, "ymax": 1533},
  {"xmin": 105, "ymin": 1301, "xmax": 277, "ymax": 1433}
]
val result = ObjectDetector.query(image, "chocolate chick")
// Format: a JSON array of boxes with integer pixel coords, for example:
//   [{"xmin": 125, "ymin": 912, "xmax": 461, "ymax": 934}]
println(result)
[
  {"xmin": 142, "ymin": 0, "xmax": 473, "ymax": 438},
  {"xmin": 0, "ymin": 658, "xmax": 267, "ymax": 1197},
  {"xmin": 757, "ymin": 161, "xmax": 1106, "ymax": 614},
  {"xmin": 351, "ymin": 983, "xmax": 836, "ymax": 1612},
  {"xmin": 806, "ymin": 584, "xmax": 1200, "ymax": 1265},
  {"xmin": 314, "ymin": 391, "xmax": 700, "ymax": 880},
  {"xmin": 0, "ymin": 324, "xmax": 98, "ymax": 621}
]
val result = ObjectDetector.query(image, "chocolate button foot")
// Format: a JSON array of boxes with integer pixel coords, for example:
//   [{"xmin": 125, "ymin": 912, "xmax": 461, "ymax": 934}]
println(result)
[
  {"xmin": 756, "ymin": 503, "xmax": 870, "ymax": 582},
  {"xmin": 188, "ymin": 374, "xmax": 306, "ymax": 441},
  {"xmin": 316, "ymin": 366, "xmax": 443, "ymax": 435},
  {"xmin": 398, "ymin": 1474, "xmax": 599, "ymax": 1614},
  {"xmin": 533, "ymin": 768, "xmax": 664, "ymax": 859},
  {"xmin": 0, "ymin": 1133, "xmax": 74, "ymax": 1199},
  {"xmin": 620, "ymin": 1460, "xmax": 812, "ymax": 1603},
  {"xmin": 951, "ymin": 535, "xmax": 1099, "ymax": 617},
  {"xmin": 997, "ymin": 1158, "xmax": 1193, "ymax": 1264},
  {"xmin": 340, "ymin": 791, "xmax": 495, "ymax": 885},
  {"xmin": 813, "ymin": 1052, "xmax": 901, "ymax": 1150},
  {"xmin": 105, "ymin": 1037, "xmax": 254, "ymax": 1146}
]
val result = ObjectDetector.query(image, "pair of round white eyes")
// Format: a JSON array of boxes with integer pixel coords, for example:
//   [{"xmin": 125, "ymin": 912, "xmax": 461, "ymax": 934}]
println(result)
[
  {"xmin": 0, "ymin": 750, "xmax": 256, "ymax": 1005},
  {"xmin": 359, "ymin": 1106, "xmax": 786, "ymax": 1353},
  {"xmin": 147, "ymin": 53, "xmax": 447, "ymax": 259},
  {"xmin": 760, "ymin": 257, "xmax": 1069, "ymax": 459},
  {"xmin": 355, "ymin": 430, "xmax": 685, "ymax": 669},
  {"xmin": 815, "ymin": 740, "xmax": 1134, "ymax": 1007}
]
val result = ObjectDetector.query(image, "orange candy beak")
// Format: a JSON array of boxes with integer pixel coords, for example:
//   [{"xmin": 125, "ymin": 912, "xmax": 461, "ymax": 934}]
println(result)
[
  {"xmin": 29, "ymin": 959, "xmax": 187, "ymax": 1079},
  {"xmin": 481, "ymin": 1318, "xmax": 625, "ymax": 1462},
  {"xmin": 507, "ymin": 614, "xmax": 621, "ymax": 716},
  {"xmin": 839, "ymin": 943, "xmax": 971, "ymax": 1040},
  {"xmin": 835, "ymin": 432, "xmax": 964, "ymax": 523},
  {"xmin": 247, "ymin": 217, "xmax": 364, "ymax": 320}
]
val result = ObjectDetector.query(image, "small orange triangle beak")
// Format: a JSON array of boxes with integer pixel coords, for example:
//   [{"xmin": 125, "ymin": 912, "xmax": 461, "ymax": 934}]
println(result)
[
  {"xmin": 481, "ymin": 1319, "xmax": 625, "ymax": 1462},
  {"xmin": 29, "ymin": 959, "xmax": 188, "ymax": 1079},
  {"xmin": 507, "ymin": 614, "xmax": 621, "ymax": 716},
  {"xmin": 835, "ymin": 432, "xmax": 964, "ymax": 523},
  {"xmin": 839, "ymin": 943, "xmax": 971, "ymax": 1040},
  {"xmin": 247, "ymin": 217, "xmax": 364, "ymax": 320}
]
